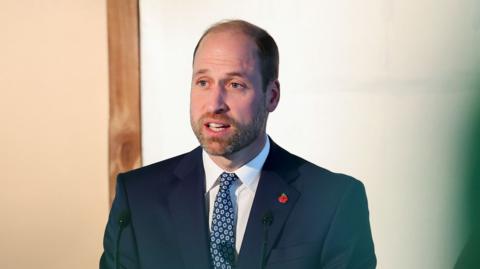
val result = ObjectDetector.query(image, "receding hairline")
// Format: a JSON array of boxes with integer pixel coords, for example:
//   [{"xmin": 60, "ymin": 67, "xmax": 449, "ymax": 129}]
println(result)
[
  {"xmin": 193, "ymin": 20, "xmax": 269, "ymax": 59},
  {"xmin": 195, "ymin": 30, "xmax": 258, "ymax": 57}
]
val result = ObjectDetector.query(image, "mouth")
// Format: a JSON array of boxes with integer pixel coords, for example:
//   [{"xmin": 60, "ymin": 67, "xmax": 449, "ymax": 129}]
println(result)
[{"xmin": 204, "ymin": 122, "xmax": 231, "ymax": 133}]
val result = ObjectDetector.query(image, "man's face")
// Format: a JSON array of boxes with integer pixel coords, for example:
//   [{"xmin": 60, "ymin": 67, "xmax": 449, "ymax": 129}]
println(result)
[{"xmin": 190, "ymin": 31, "xmax": 269, "ymax": 156}]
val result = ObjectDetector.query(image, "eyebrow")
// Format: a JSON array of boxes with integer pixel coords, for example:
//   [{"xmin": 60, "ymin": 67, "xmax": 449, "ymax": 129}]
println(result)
[
  {"xmin": 226, "ymin": 71, "xmax": 247, "ymax": 78},
  {"xmin": 193, "ymin": 69, "xmax": 248, "ymax": 78},
  {"xmin": 194, "ymin": 69, "xmax": 209, "ymax": 76}
]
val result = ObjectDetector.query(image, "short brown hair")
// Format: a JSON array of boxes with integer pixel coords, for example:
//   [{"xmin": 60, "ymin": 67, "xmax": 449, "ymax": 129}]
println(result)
[{"xmin": 193, "ymin": 20, "xmax": 279, "ymax": 91}]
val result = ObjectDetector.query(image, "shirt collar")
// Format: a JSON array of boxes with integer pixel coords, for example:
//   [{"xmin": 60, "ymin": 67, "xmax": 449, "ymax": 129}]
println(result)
[{"xmin": 203, "ymin": 135, "xmax": 270, "ymax": 193}]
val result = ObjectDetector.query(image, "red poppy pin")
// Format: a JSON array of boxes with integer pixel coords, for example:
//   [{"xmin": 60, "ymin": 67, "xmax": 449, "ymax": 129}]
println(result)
[{"xmin": 278, "ymin": 193, "xmax": 288, "ymax": 204}]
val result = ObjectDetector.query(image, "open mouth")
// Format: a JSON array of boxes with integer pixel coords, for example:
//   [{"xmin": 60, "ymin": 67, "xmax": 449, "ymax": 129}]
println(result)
[{"xmin": 205, "ymin": 122, "xmax": 231, "ymax": 132}]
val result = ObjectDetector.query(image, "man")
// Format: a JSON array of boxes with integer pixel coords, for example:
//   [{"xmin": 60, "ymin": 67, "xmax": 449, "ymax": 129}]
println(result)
[{"xmin": 100, "ymin": 20, "xmax": 376, "ymax": 269}]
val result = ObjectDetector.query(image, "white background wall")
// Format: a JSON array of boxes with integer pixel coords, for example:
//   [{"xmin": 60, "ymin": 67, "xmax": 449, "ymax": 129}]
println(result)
[{"xmin": 140, "ymin": 1, "xmax": 480, "ymax": 268}]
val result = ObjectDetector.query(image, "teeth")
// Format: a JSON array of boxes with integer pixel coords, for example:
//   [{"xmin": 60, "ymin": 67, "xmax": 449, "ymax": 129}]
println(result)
[
  {"xmin": 207, "ymin": 123, "xmax": 227, "ymax": 132},
  {"xmin": 210, "ymin": 127, "xmax": 223, "ymax": 132},
  {"xmin": 209, "ymin": 123, "xmax": 225, "ymax": 128}
]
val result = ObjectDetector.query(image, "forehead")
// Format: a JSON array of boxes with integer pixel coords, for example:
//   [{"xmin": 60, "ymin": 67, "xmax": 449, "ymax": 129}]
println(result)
[{"xmin": 193, "ymin": 31, "xmax": 260, "ymax": 73}]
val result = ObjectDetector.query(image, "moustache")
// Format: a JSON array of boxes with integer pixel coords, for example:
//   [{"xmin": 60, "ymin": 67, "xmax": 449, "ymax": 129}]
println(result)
[{"xmin": 199, "ymin": 113, "xmax": 237, "ymax": 126}]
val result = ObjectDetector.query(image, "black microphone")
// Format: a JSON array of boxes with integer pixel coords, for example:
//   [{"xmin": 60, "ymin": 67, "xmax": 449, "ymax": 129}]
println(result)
[
  {"xmin": 261, "ymin": 211, "xmax": 273, "ymax": 269},
  {"xmin": 115, "ymin": 210, "xmax": 131, "ymax": 269}
]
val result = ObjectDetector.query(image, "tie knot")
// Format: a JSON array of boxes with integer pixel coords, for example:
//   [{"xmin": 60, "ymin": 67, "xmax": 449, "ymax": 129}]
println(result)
[{"xmin": 219, "ymin": 172, "xmax": 237, "ymax": 188}]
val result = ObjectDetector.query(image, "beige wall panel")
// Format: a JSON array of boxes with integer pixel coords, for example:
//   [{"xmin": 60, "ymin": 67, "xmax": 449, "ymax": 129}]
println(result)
[{"xmin": 1, "ymin": 1, "xmax": 109, "ymax": 268}]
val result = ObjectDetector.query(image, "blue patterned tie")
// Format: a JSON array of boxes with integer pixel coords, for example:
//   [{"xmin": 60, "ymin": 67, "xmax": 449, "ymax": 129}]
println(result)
[{"xmin": 210, "ymin": 172, "xmax": 237, "ymax": 269}]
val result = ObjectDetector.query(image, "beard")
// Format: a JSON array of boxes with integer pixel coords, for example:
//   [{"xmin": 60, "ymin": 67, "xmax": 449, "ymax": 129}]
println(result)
[{"xmin": 190, "ymin": 107, "xmax": 268, "ymax": 157}]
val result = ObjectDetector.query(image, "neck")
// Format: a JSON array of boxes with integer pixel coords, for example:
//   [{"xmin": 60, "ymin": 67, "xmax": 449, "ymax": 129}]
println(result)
[{"xmin": 209, "ymin": 134, "xmax": 267, "ymax": 172}]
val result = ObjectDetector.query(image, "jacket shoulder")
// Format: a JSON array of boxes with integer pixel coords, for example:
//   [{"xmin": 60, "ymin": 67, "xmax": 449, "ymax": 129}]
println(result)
[
  {"xmin": 118, "ymin": 147, "xmax": 202, "ymax": 183},
  {"xmin": 300, "ymin": 157, "xmax": 363, "ymax": 188},
  {"xmin": 273, "ymin": 142, "xmax": 363, "ymax": 185}
]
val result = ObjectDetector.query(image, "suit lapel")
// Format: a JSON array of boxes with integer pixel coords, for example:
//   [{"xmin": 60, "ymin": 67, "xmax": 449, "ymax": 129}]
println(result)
[
  {"xmin": 168, "ymin": 147, "xmax": 212, "ymax": 269},
  {"xmin": 237, "ymin": 140, "xmax": 301, "ymax": 269}
]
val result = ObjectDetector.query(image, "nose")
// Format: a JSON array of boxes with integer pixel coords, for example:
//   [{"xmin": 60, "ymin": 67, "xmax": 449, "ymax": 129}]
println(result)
[{"xmin": 207, "ymin": 84, "xmax": 229, "ymax": 114}]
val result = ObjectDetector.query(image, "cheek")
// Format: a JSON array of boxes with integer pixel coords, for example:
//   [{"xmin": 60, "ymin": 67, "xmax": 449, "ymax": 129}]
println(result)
[
  {"xmin": 190, "ymin": 106, "xmax": 201, "ymax": 124},
  {"xmin": 190, "ymin": 95, "xmax": 203, "ymax": 114},
  {"xmin": 231, "ymin": 101, "xmax": 261, "ymax": 123}
]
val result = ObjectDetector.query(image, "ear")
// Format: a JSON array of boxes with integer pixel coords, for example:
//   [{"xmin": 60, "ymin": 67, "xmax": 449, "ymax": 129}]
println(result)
[{"xmin": 265, "ymin": 79, "xmax": 280, "ymax": 112}]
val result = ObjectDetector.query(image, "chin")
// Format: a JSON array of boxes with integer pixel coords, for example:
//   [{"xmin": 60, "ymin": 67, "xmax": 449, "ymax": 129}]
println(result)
[{"xmin": 202, "ymin": 141, "xmax": 235, "ymax": 157}]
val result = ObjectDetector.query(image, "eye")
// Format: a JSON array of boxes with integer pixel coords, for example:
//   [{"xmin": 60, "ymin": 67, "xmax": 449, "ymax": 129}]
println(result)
[
  {"xmin": 230, "ymin": 82, "xmax": 246, "ymax": 89},
  {"xmin": 196, "ymin": 79, "xmax": 208, "ymax": 88}
]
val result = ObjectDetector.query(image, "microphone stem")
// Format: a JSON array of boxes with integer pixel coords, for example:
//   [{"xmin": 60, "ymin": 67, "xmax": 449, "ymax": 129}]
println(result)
[
  {"xmin": 115, "ymin": 226, "xmax": 124, "ymax": 269},
  {"xmin": 115, "ymin": 211, "xmax": 130, "ymax": 269},
  {"xmin": 261, "ymin": 222, "xmax": 269, "ymax": 269}
]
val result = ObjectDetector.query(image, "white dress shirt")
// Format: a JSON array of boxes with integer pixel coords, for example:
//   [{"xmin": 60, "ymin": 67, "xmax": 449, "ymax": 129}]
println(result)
[{"xmin": 203, "ymin": 136, "xmax": 270, "ymax": 254}]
